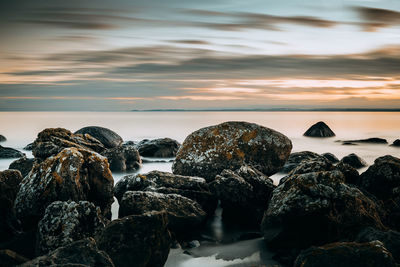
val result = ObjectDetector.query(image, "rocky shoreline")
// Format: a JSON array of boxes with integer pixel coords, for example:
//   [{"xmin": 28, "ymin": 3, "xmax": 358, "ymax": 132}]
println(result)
[{"xmin": 0, "ymin": 121, "xmax": 399, "ymax": 267}]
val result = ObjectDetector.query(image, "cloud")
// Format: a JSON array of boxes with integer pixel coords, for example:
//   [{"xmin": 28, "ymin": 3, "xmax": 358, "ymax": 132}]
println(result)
[{"xmin": 354, "ymin": 6, "xmax": 400, "ymax": 31}]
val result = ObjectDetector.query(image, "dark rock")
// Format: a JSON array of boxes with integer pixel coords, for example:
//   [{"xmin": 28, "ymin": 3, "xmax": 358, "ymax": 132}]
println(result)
[
  {"xmin": 9, "ymin": 156, "xmax": 35, "ymax": 177},
  {"xmin": 342, "ymin": 142, "xmax": 357, "ymax": 146},
  {"xmin": 0, "ymin": 230, "xmax": 36, "ymax": 259},
  {"xmin": 261, "ymin": 170, "xmax": 385, "ymax": 259},
  {"xmin": 75, "ymin": 126, "xmax": 123, "ymax": 149},
  {"xmin": 341, "ymin": 138, "xmax": 388, "ymax": 144},
  {"xmin": 340, "ymin": 153, "xmax": 367, "ymax": 169},
  {"xmin": 137, "ymin": 138, "xmax": 180, "ymax": 157},
  {"xmin": 294, "ymin": 241, "xmax": 396, "ymax": 267},
  {"xmin": 37, "ymin": 201, "xmax": 107, "ymax": 255},
  {"xmin": 19, "ymin": 238, "xmax": 114, "ymax": 267},
  {"xmin": 335, "ymin": 162, "xmax": 359, "ymax": 185},
  {"xmin": 322, "ymin": 152, "xmax": 339, "ymax": 163},
  {"xmin": 23, "ymin": 143, "xmax": 33, "ymax": 150},
  {"xmin": 122, "ymin": 141, "xmax": 136, "ymax": 146},
  {"xmin": 32, "ymin": 128, "xmax": 105, "ymax": 160},
  {"xmin": 392, "ymin": 139, "xmax": 400, "ymax": 147},
  {"xmin": 103, "ymin": 145, "xmax": 141, "ymax": 172},
  {"xmin": 0, "ymin": 135, "xmax": 6, "ymax": 142},
  {"xmin": 303, "ymin": 121, "xmax": 335, "ymax": 137},
  {"xmin": 281, "ymin": 151, "xmax": 326, "ymax": 173},
  {"xmin": 96, "ymin": 212, "xmax": 170, "ymax": 267},
  {"xmin": 0, "ymin": 249, "xmax": 29, "ymax": 266},
  {"xmin": 119, "ymin": 191, "xmax": 206, "ymax": 238},
  {"xmin": 172, "ymin": 121, "xmax": 292, "ymax": 181},
  {"xmin": 14, "ymin": 147, "xmax": 114, "ymax": 230},
  {"xmin": 0, "ymin": 145, "xmax": 25, "ymax": 158}
]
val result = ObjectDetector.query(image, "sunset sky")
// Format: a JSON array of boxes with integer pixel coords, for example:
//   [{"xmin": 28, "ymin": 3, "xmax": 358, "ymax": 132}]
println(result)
[{"xmin": 0, "ymin": 0, "xmax": 399, "ymax": 111}]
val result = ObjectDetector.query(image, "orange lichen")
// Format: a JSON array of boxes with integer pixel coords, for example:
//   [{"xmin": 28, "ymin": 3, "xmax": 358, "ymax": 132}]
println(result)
[
  {"xmin": 53, "ymin": 172, "xmax": 64, "ymax": 184},
  {"xmin": 242, "ymin": 130, "xmax": 258, "ymax": 143},
  {"xmin": 226, "ymin": 152, "xmax": 233, "ymax": 160},
  {"xmin": 138, "ymin": 174, "xmax": 147, "ymax": 180},
  {"xmin": 212, "ymin": 128, "xmax": 220, "ymax": 136},
  {"xmin": 236, "ymin": 149, "xmax": 245, "ymax": 159}
]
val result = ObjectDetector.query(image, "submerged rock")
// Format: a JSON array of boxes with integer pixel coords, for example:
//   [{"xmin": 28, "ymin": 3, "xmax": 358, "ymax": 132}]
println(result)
[
  {"xmin": 341, "ymin": 137, "xmax": 388, "ymax": 144},
  {"xmin": 173, "ymin": 121, "xmax": 292, "ymax": 181},
  {"xmin": 137, "ymin": 138, "xmax": 180, "ymax": 157},
  {"xmin": 96, "ymin": 211, "xmax": 170, "ymax": 267},
  {"xmin": 0, "ymin": 145, "xmax": 25, "ymax": 159},
  {"xmin": 340, "ymin": 153, "xmax": 367, "ymax": 169},
  {"xmin": 103, "ymin": 145, "xmax": 141, "ymax": 172},
  {"xmin": 75, "ymin": 126, "xmax": 123, "ymax": 149},
  {"xmin": 322, "ymin": 152, "xmax": 339, "ymax": 163},
  {"xmin": 9, "ymin": 156, "xmax": 35, "ymax": 177},
  {"xmin": 303, "ymin": 121, "xmax": 335, "ymax": 137},
  {"xmin": 281, "ymin": 151, "xmax": 326, "ymax": 173},
  {"xmin": 0, "ymin": 135, "xmax": 6, "ymax": 142},
  {"xmin": 14, "ymin": 147, "xmax": 114, "ymax": 230},
  {"xmin": 391, "ymin": 139, "xmax": 400, "ymax": 147}
]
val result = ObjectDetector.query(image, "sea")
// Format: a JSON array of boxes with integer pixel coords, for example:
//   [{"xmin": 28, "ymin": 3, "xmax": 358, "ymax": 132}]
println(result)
[{"xmin": 1, "ymin": 111, "xmax": 399, "ymax": 266}]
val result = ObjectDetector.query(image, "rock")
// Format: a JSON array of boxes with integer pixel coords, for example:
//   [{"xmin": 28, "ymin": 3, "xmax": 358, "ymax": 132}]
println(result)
[
  {"xmin": 322, "ymin": 152, "xmax": 339, "ymax": 163},
  {"xmin": 37, "ymin": 201, "xmax": 107, "ymax": 255},
  {"xmin": 172, "ymin": 121, "xmax": 292, "ymax": 181},
  {"xmin": 32, "ymin": 128, "xmax": 105, "ymax": 160},
  {"xmin": 75, "ymin": 126, "xmax": 123, "ymax": 149},
  {"xmin": 335, "ymin": 162, "xmax": 359, "ymax": 185},
  {"xmin": 0, "ymin": 249, "xmax": 29, "ymax": 266},
  {"xmin": 0, "ymin": 145, "xmax": 25, "ymax": 158},
  {"xmin": 23, "ymin": 143, "xmax": 33, "ymax": 150},
  {"xmin": 119, "ymin": 191, "xmax": 206, "ymax": 238},
  {"xmin": 136, "ymin": 138, "xmax": 180, "ymax": 157},
  {"xmin": 391, "ymin": 139, "xmax": 400, "ymax": 147},
  {"xmin": 303, "ymin": 121, "xmax": 335, "ymax": 137},
  {"xmin": 19, "ymin": 238, "xmax": 114, "ymax": 267},
  {"xmin": 122, "ymin": 140, "xmax": 136, "ymax": 146},
  {"xmin": 14, "ymin": 147, "xmax": 114, "ymax": 230},
  {"xmin": 114, "ymin": 171, "xmax": 216, "ymax": 215},
  {"xmin": 0, "ymin": 135, "xmax": 6, "ymax": 142},
  {"xmin": 341, "ymin": 138, "xmax": 388, "ymax": 144},
  {"xmin": 343, "ymin": 142, "xmax": 357, "ymax": 146},
  {"xmin": 0, "ymin": 230, "xmax": 36, "ymax": 259},
  {"xmin": 340, "ymin": 153, "xmax": 367, "ymax": 169},
  {"xmin": 103, "ymin": 145, "xmax": 141, "ymax": 172},
  {"xmin": 293, "ymin": 241, "xmax": 396, "ymax": 267},
  {"xmin": 209, "ymin": 166, "xmax": 275, "ymax": 226},
  {"xmin": 261, "ymin": 170, "xmax": 384, "ymax": 258},
  {"xmin": 96, "ymin": 212, "xmax": 170, "ymax": 267},
  {"xmin": 281, "ymin": 151, "xmax": 326, "ymax": 173},
  {"xmin": 9, "ymin": 156, "xmax": 35, "ymax": 177}
]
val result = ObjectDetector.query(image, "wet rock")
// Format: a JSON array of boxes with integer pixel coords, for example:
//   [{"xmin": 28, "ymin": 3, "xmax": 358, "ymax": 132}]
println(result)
[
  {"xmin": 294, "ymin": 241, "xmax": 396, "ymax": 267},
  {"xmin": 137, "ymin": 138, "xmax": 180, "ymax": 157},
  {"xmin": 75, "ymin": 126, "xmax": 123, "ymax": 149},
  {"xmin": 322, "ymin": 152, "xmax": 339, "ymax": 163},
  {"xmin": 103, "ymin": 145, "xmax": 141, "ymax": 172},
  {"xmin": 32, "ymin": 128, "xmax": 105, "ymax": 160},
  {"xmin": 261, "ymin": 170, "xmax": 384, "ymax": 258},
  {"xmin": 0, "ymin": 145, "xmax": 25, "ymax": 158},
  {"xmin": 0, "ymin": 135, "xmax": 6, "ymax": 142},
  {"xmin": 9, "ymin": 156, "xmax": 35, "ymax": 177},
  {"xmin": 335, "ymin": 162, "xmax": 359, "ymax": 185},
  {"xmin": 37, "ymin": 201, "xmax": 107, "ymax": 255},
  {"xmin": 0, "ymin": 249, "xmax": 29, "ymax": 266},
  {"xmin": 303, "ymin": 121, "xmax": 335, "ymax": 137},
  {"xmin": 14, "ymin": 147, "xmax": 114, "ymax": 230},
  {"xmin": 114, "ymin": 171, "xmax": 216, "ymax": 215},
  {"xmin": 281, "ymin": 151, "xmax": 326, "ymax": 173},
  {"xmin": 173, "ymin": 121, "xmax": 292, "ymax": 181},
  {"xmin": 341, "ymin": 138, "xmax": 388, "ymax": 144},
  {"xmin": 391, "ymin": 139, "xmax": 400, "ymax": 147},
  {"xmin": 20, "ymin": 238, "xmax": 114, "ymax": 267},
  {"xmin": 119, "ymin": 191, "xmax": 206, "ymax": 238},
  {"xmin": 340, "ymin": 153, "xmax": 367, "ymax": 169},
  {"xmin": 96, "ymin": 211, "xmax": 170, "ymax": 267},
  {"xmin": 122, "ymin": 140, "xmax": 136, "ymax": 146},
  {"xmin": 24, "ymin": 143, "xmax": 33, "ymax": 150}
]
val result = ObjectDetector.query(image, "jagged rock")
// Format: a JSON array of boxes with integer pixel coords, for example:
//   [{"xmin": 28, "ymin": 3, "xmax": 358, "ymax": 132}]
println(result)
[
  {"xmin": 0, "ymin": 249, "xmax": 29, "ymax": 267},
  {"xmin": 341, "ymin": 138, "xmax": 388, "ymax": 144},
  {"xmin": 114, "ymin": 171, "xmax": 216, "ymax": 215},
  {"xmin": 281, "ymin": 151, "xmax": 326, "ymax": 173},
  {"xmin": 172, "ymin": 121, "xmax": 292, "ymax": 181},
  {"xmin": 103, "ymin": 145, "xmax": 141, "ymax": 172},
  {"xmin": 340, "ymin": 153, "xmax": 367, "ymax": 169},
  {"xmin": 0, "ymin": 145, "xmax": 24, "ymax": 158},
  {"xmin": 136, "ymin": 138, "xmax": 180, "ymax": 158},
  {"xmin": 322, "ymin": 152, "xmax": 339, "ymax": 163},
  {"xmin": 9, "ymin": 156, "xmax": 35, "ymax": 177},
  {"xmin": 23, "ymin": 143, "xmax": 33, "ymax": 150},
  {"xmin": 294, "ymin": 241, "xmax": 396, "ymax": 267},
  {"xmin": 119, "ymin": 191, "xmax": 206, "ymax": 237},
  {"xmin": 32, "ymin": 128, "xmax": 105, "ymax": 160},
  {"xmin": 19, "ymin": 238, "xmax": 114, "ymax": 267},
  {"xmin": 303, "ymin": 121, "xmax": 335, "ymax": 137},
  {"xmin": 37, "ymin": 201, "xmax": 107, "ymax": 255},
  {"xmin": 14, "ymin": 147, "xmax": 114, "ymax": 230},
  {"xmin": 0, "ymin": 135, "xmax": 6, "ymax": 142},
  {"xmin": 391, "ymin": 139, "xmax": 400, "ymax": 147},
  {"xmin": 75, "ymin": 126, "xmax": 123, "ymax": 149},
  {"xmin": 96, "ymin": 212, "xmax": 170, "ymax": 267},
  {"xmin": 261, "ymin": 170, "xmax": 385, "ymax": 262}
]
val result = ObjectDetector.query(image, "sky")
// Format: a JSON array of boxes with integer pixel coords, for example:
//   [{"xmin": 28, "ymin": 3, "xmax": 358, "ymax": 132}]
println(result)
[{"xmin": 0, "ymin": 0, "xmax": 399, "ymax": 111}]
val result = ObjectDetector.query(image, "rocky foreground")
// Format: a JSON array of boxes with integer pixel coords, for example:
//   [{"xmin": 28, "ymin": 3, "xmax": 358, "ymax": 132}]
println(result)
[{"xmin": 0, "ymin": 122, "xmax": 400, "ymax": 267}]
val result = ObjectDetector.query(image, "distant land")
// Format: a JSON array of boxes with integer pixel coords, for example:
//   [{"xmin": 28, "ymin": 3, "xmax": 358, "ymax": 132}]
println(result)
[{"xmin": 131, "ymin": 108, "xmax": 400, "ymax": 112}]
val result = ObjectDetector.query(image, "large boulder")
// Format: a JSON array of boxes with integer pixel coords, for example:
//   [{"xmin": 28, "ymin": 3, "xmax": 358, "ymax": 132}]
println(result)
[
  {"xmin": 103, "ymin": 145, "xmax": 141, "ymax": 172},
  {"xmin": 294, "ymin": 241, "xmax": 397, "ymax": 267},
  {"xmin": 136, "ymin": 138, "xmax": 180, "ymax": 158},
  {"xmin": 0, "ymin": 145, "xmax": 24, "ymax": 158},
  {"xmin": 75, "ymin": 126, "xmax": 123, "ymax": 149},
  {"xmin": 340, "ymin": 153, "xmax": 367, "ymax": 169},
  {"xmin": 9, "ymin": 156, "xmax": 35, "ymax": 177},
  {"xmin": 114, "ymin": 171, "xmax": 216, "ymax": 215},
  {"xmin": 303, "ymin": 121, "xmax": 335, "ymax": 137},
  {"xmin": 96, "ymin": 212, "xmax": 170, "ymax": 267},
  {"xmin": 32, "ymin": 128, "xmax": 105, "ymax": 160},
  {"xmin": 20, "ymin": 238, "xmax": 114, "ymax": 267},
  {"xmin": 281, "ymin": 151, "xmax": 326, "ymax": 173},
  {"xmin": 0, "ymin": 135, "xmax": 6, "ymax": 142},
  {"xmin": 37, "ymin": 201, "xmax": 107, "ymax": 255},
  {"xmin": 322, "ymin": 152, "xmax": 339, "ymax": 163},
  {"xmin": 14, "ymin": 147, "xmax": 114, "ymax": 230},
  {"xmin": 119, "ymin": 191, "xmax": 206, "ymax": 238},
  {"xmin": 172, "ymin": 121, "xmax": 292, "ymax": 181}
]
